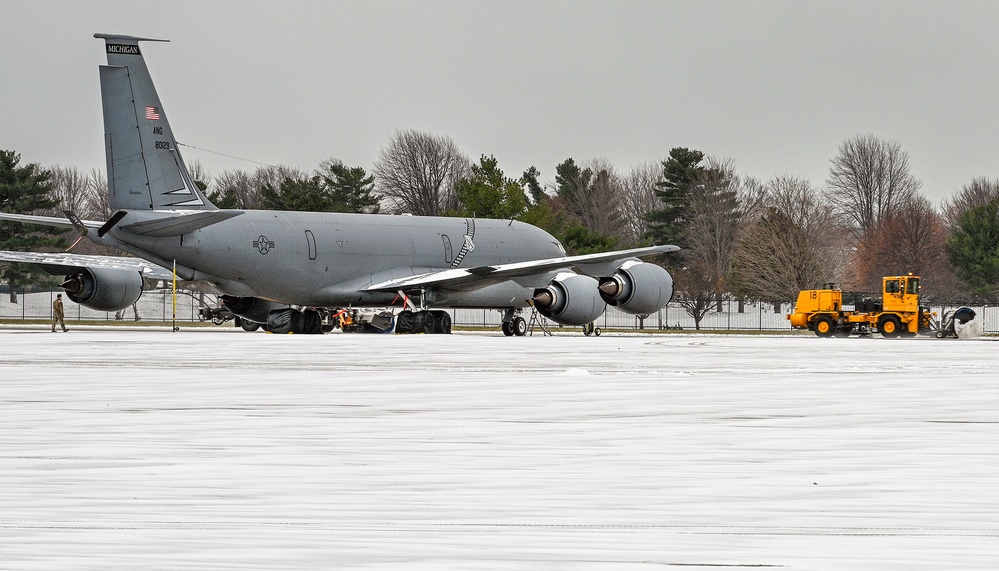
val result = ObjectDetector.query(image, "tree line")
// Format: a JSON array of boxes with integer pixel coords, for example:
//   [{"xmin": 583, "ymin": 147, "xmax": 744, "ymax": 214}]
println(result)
[{"xmin": 3, "ymin": 130, "xmax": 999, "ymax": 320}]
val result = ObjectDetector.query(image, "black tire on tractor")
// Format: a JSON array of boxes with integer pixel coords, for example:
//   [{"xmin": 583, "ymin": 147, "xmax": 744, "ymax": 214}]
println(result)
[
  {"xmin": 813, "ymin": 316, "xmax": 835, "ymax": 337},
  {"xmin": 878, "ymin": 315, "xmax": 902, "ymax": 338}
]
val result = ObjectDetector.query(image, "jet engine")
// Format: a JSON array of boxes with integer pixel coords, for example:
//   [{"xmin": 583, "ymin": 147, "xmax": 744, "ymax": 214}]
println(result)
[
  {"xmin": 532, "ymin": 273, "xmax": 606, "ymax": 326},
  {"xmin": 61, "ymin": 268, "xmax": 143, "ymax": 312},
  {"xmin": 598, "ymin": 261, "xmax": 674, "ymax": 315},
  {"xmin": 220, "ymin": 295, "xmax": 288, "ymax": 324}
]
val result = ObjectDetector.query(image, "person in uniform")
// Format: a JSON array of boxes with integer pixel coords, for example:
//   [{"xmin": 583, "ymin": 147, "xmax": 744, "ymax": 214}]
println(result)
[{"xmin": 52, "ymin": 293, "xmax": 68, "ymax": 332}]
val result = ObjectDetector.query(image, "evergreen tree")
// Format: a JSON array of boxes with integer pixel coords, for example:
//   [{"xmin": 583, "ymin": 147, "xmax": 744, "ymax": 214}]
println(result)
[
  {"xmin": 0, "ymin": 150, "xmax": 66, "ymax": 302},
  {"xmin": 453, "ymin": 155, "xmax": 527, "ymax": 219},
  {"xmin": 320, "ymin": 161, "xmax": 380, "ymax": 213},
  {"xmin": 259, "ymin": 161, "xmax": 381, "ymax": 213},
  {"xmin": 645, "ymin": 147, "xmax": 705, "ymax": 247},
  {"xmin": 521, "ymin": 166, "xmax": 545, "ymax": 205},
  {"xmin": 947, "ymin": 199, "xmax": 999, "ymax": 301}
]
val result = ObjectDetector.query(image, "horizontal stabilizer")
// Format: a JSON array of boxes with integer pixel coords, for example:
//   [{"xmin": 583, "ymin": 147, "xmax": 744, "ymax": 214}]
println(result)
[
  {"xmin": 0, "ymin": 211, "xmax": 102, "ymax": 231},
  {"xmin": 118, "ymin": 210, "xmax": 244, "ymax": 237}
]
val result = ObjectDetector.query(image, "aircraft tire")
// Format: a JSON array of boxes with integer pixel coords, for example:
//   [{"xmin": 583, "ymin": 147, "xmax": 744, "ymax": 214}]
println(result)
[
  {"xmin": 418, "ymin": 310, "xmax": 436, "ymax": 334},
  {"xmin": 513, "ymin": 317, "xmax": 527, "ymax": 336},
  {"xmin": 240, "ymin": 320, "xmax": 261, "ymax": 332},
  {"xmin": 502, "ymin": 321, "xmax": 515, "ymax": 336},
  {"xmin": 433, "ymin": 311, "xmax": 452, "ymax": 334}
]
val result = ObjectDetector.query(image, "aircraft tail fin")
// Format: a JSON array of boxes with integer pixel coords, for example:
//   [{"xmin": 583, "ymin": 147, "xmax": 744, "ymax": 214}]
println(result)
[{"xmin": 95, "ymin": 33, "xmax": 214, "ymax": 211}]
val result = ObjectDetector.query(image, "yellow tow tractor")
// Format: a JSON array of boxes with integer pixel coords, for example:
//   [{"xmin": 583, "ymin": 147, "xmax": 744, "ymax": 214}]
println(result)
[{"xmin": 787, "ymin": 274, "xmax": 939, "ymax": 338}]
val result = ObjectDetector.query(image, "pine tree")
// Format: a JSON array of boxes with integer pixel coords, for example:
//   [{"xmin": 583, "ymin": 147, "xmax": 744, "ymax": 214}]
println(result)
[
  {"xmin": 645, "ymin": 147, "xmax": 704, "ymax": 247},
  {"xmin": 0, "ymin": 150, "xmax": 66, "ymax": 302}
]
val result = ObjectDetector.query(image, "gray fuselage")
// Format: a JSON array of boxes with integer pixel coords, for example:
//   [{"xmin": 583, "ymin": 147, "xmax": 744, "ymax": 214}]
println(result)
[{"xmin": 107, "ymin": 210, "xmax": 567, "ymax": 308}]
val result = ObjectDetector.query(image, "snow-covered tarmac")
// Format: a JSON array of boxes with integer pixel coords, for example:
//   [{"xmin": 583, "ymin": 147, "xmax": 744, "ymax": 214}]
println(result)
[{"xmin": 0, "ymin": 328, "xmax": 996, "ymax": 570}]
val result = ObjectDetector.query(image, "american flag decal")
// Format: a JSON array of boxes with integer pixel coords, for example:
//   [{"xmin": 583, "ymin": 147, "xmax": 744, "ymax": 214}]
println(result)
[{"xmin": 145, "ymin": 106, "xmax": 161, "ymax": 120}]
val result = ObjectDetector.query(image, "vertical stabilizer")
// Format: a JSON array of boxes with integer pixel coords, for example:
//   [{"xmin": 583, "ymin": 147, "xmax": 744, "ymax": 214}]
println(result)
[{"xmin": 95, "ymin": 34, "xmax": 213, "ymax": 210}]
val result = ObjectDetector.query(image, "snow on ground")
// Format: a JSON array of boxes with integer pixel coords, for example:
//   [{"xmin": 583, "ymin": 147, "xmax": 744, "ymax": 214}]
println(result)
[{"xmin": 0, "ymin": 328, "xmax": 997, "ymax": 570}]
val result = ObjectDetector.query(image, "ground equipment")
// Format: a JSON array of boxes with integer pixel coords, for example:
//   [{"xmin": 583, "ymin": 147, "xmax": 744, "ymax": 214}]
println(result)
[{"xmin": 787, "ymin": 275, "xmax": 937, "ymax": 338}]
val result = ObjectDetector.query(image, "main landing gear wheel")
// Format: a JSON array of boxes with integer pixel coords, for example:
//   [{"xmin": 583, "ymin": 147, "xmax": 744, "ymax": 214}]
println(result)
[
  {"xmin": 513, "ymin": 316, "xmax": 527, "ymax": 337},
  {"xmin": 433, "ymin": 310, "xmax": 452, "ymax": 335},
  {"xmin": 582, "ymin": 322, "xmax": 601, "ymax": 337},
  {"xmin": 502, "ymin": 320, "xmax": 515, "ymax": 336}
]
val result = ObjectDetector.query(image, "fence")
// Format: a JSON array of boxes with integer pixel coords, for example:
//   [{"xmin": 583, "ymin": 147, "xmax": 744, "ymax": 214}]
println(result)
[{"xmin": 3, "ymin": 288, "xmax": 994, "ymax": 334}]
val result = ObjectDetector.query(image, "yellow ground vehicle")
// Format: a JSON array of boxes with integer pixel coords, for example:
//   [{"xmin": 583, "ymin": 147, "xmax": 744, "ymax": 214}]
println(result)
[{"xmin": 787, "ymin": 275, "xmax": 936, "ymax": 338}]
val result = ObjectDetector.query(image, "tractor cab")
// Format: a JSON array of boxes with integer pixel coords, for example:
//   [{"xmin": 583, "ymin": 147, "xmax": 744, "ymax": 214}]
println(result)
[{"xmin": 882, "ymin": 275, "xmax": 920, "ymax": 314}]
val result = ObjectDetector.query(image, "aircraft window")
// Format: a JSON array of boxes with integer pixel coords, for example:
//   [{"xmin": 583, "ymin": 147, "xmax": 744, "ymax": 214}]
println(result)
[
  {"xmin": 885, "ymin": 280, "xmax": 899, "ymax": 293},
  {"xmin": 306, "ymin": 230, "xmax": 317, "ymax": 260},
  {"xmin": 442, "ymin": 235, "xmax": 453, "ymax": 264}
]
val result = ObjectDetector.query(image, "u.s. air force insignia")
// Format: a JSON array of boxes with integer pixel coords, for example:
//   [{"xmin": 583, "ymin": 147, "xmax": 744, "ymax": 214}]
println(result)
[{"xmin": 253, "ymin": 235, "xmax": 275, "ymax": 255}]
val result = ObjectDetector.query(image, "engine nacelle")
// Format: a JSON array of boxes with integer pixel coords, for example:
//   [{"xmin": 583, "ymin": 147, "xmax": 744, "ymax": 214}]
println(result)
[
  {"xmin": 532, "ymin": 273, "xmax": 606, "ymax": 326},
  {"xmin": 62, "ymin": 268, "xmax": 143, "ymax": 312},
  {"xmin": 221, "ymin": 295, "xmax": 288, "ymax": 324},
  {"xmin": 598, "ymin": 261, "xmax": 674, "ymax": 315}
]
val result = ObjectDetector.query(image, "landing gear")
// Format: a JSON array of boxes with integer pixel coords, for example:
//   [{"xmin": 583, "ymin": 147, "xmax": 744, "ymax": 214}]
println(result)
[
  {"xmin": 501, "ymin": 310, "xmax": 527, "ymax": 336},
  {"xmin": 513, "ymin": 316, "xmax": 527, "ymax": 336},
  {"xmin": 395, "ymin": 309, "xmax": 452, "ymax": 334},
  {"xmin": 582, "ymin": 322, "xmax": 601, "ymax": 337}
]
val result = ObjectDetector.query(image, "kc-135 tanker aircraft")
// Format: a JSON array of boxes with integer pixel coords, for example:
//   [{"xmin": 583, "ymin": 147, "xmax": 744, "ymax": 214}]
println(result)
[{"xmin": 0, "ymin": 34, "xmax": 677, "ymax": 335}]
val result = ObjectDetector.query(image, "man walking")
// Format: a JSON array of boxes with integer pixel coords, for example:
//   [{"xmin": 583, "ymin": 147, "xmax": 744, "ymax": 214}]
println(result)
[{"xmin": 52, "ymin": 293, "xmax": 68, "ymax": 332}]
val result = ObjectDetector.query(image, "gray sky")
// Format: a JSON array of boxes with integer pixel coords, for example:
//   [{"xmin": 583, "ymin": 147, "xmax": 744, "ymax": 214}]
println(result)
[{"xmin": 2, "ymin": 0, "xmax": 997, "ymax": 204}]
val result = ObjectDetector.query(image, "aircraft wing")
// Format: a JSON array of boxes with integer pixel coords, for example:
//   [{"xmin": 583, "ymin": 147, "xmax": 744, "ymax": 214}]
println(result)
[
  {"xmin": 0, "ymin": 251, "xmax": 175, "ymax": 280},
  {"xmin": 364, "ymin": 244, "xmax": 680, "ymax": 292}
]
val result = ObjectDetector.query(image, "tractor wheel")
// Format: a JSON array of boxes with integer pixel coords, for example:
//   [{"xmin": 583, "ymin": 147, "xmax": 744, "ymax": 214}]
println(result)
[
  {"xmin": 878, "ymin": 315, "xmax": 902, "ymax": 338},
  {"xmin": 814, "ymin": 316, "xmax": 835, "ymax": 337}
]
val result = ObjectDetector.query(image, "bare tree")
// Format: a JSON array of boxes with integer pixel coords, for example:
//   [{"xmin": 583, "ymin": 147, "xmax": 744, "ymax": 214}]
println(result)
[
  {"xmin": 825, "ymin": 134, "xmax": 921, "ymax": 238},
  {"xmin": 209, "ymin": 165, "xmax": 304, "ymax": 210},
  {"xmin": 619, "ymin": 162, "xmax": 661, "ymax": 244},
  {"xmin": 943, "ymin": 177, "xmax": 999, "ymax": 226},
  {"xmin": 557, "ymin": 158, "xmax": 625, "ymax": 239},
  {"xmin": 373, "ymin": 130, "xmax": 470, "ymax": 216},
  {"xmin": 672, "ymin": 258, "xmax": 719, "ymax": 330},
  {"xmin": 45, "ymin": 165, "xmax": 93, "ymax": 217},
  {"xmin": 731, "ymin": 175, "xmax": 847, "ymax": 301},
  {"xmin": 85, "ymin": 169, "xmax": 112, "ymax": 221},
  {"xmin": 732, "ymin": 208, "xmax": 826, "ymax": 303},
  {"xmin": 186, "ymin": 159, "xmax": 212, "ymax": 191},
  {"xmin": 680, "ymin": 158, "xmax": 742, "ymax": 298},
  {"xmin": 851, "ymin": 195, "xmax": 961, "ymax": 299}
]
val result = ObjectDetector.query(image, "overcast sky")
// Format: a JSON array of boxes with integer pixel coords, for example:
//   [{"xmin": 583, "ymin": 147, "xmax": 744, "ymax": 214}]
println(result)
[{"xmin": 2, "ymin": 0, "xmax": 997, "ymax": 204}]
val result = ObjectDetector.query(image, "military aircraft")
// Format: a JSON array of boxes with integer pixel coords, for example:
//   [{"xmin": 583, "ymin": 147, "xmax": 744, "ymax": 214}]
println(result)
[{"xmin": 0, "ymin": 33, "xmax": 677, "ymax": 335}]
